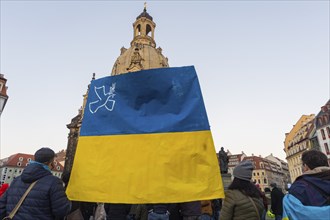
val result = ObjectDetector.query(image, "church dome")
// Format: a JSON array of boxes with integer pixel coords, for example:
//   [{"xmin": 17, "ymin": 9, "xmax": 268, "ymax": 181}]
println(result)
[
  {"xmin": 136, "ymin": 8, "xmax": 153, "ymax": 21},
  {"xmin": 111, "ymin": 6, "xmax": 169, "ymax": 75}
]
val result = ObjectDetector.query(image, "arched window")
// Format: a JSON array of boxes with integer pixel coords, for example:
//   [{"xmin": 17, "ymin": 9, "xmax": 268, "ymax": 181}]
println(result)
[
  {"xmin": 136, "ymin": 24, "xmax": 141, "ymax": 36},
  {"xmin": 146, "ymin": 24, "xmax": 152, "ymax": 37}
]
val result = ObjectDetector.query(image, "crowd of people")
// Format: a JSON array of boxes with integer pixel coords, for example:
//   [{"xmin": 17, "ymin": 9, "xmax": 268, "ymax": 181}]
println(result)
[
  {"xmin": 56, "ymin": 194, "xmax": 223, "ymax": 219},
  {"xmin": 0, "ymin": 147, "xmax": 329, "ymax": 220}
]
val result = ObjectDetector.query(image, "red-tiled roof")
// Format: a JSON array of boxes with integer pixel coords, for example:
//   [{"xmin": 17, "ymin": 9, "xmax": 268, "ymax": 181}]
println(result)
[
  {"xmin": 0, "ymin": 153, "xmax": 33, "ymax": 168},
  {"xmin": 0, "ymin": 153, "xmax": 64, "ymax": 172}
]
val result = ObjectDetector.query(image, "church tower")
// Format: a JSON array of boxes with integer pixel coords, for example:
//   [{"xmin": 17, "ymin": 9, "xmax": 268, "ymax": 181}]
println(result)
[
  {"xmin": 63, "ymin": 5, "xmax": 169, "ymax": 177},
  {"xmin": 111, "ymin": 4, "xmax": 169, "ymax": 75}
]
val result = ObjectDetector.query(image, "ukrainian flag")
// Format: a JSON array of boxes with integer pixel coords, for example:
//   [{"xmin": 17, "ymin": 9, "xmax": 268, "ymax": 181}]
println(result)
[
  {"xmin": 66, "ymin": 66, "xmax": 224, "ymax": 203},
  {"xmin": 282, "ymin": 194, "xmax": 330, "ymax": 220}
]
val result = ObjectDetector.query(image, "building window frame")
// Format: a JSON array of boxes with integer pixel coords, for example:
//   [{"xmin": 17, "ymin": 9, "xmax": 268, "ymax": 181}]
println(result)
[
  {"xmin": 326, "ymin": 127, "xmax": 330, "ymax": 138},
  {"xmin": 321, "ymin": 129, "xmax": 326, "ymax": 140},
  {"xmin": 325, "ymin": 143, "xmax": 330, "ymax": 155}
]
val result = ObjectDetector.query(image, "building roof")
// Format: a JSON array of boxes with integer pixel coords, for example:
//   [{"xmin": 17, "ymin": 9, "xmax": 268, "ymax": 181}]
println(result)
[
  {"xmin": 288, "ymin": 117, "xmax": 315, "ymax": 148},
  {"xmin": 243, "ymin": 156, "xmax": 282, "ymax": 173},
  {"xmin": 284, "ymin": 114, "xmax": 315, "ymax": 151},
  {"xmin": 0, "ymin": 153, "xmax": 32, "ymax": 168},
  {"xmin": 136, "ymin": 7, "xmax": 153, "ymax": 21},
  {"xmin": 0, "ymin": 153, "xmax": 64, "ymax": 172},
  {"xmin": 228, "ymin": 153, "xmax": 245, "ymax": 168},
  {"xmin": 315, "ymin": 99, "xmax": 330, "ymax": 129}
]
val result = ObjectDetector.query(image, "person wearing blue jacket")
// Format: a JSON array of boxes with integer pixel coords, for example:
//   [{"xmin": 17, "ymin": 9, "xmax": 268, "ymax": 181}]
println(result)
[
  {"xmin": 0, "ymin": 147, "xmax": 71, "ymax": 220},
  {"xmin": 282, "ymin": 149, "xmax": 330, "ymax": 220}
]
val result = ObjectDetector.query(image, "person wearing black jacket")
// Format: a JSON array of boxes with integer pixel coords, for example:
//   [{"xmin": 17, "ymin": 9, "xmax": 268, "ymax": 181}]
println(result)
[
  {"xmin": 270, "ymin": 182, "xmax": 284, "ymax": 220},
  {"xmin": 0, "ymin": 147, "xmax": 71, "ymax": 220},
  {"xmin": 108, "ymin": 203, "xmax": 132, "ymax": 220}
]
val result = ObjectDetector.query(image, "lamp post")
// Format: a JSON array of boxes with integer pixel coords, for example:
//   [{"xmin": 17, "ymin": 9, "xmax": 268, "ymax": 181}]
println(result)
[{"xmin": 0, "ymin": 74, "xmax": 9, "ymax": 160}]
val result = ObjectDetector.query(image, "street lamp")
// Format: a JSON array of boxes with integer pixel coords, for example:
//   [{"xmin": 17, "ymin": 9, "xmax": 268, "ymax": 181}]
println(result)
[{"xmin": 0, "ymin": 74, "xmax": 8, "ymax": 116}]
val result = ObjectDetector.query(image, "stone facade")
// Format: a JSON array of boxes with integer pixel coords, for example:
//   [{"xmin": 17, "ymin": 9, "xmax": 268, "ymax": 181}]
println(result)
[
  {"xmin": 244, "ymin": 155, "xmax": 285, "ymax": 191},
  {"xmin": 284, "ymin": 114, "xmax": 315, "ymax": 181},
  {"xmin": 265, "ymin": 153, "xmax": 291, "ymax": 189},
  {"xmin": 111, "ymin": 7, "xmax": 169, "ymax": 75},
  {"xmin": 225, "ymin": 152, "xmax": 288, "ymax": 192}
]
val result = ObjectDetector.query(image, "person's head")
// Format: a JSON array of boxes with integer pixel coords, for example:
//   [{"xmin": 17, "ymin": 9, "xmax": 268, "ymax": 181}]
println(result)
[
  {"xmin": 229, "ymin": 178, "xmax": 261, "ymax": 198},
  {"xmin": 229, "ymin": 160, "xmax": 261, "ymax": 198},
  {"xmin": 301, "ymin": 149, "xmax": 329, "ymax": 171},
  {"xmin": 34, "ymin": 147, "xmax": 56, "ymax": 169},
  {"xmin": 270, "ymin": 182, "xmax": 277, "ymax": 189},
  {"xmin": 264, "ymin": 187, "xmax": 271, "ymax": 193},
  {"xmin": 233, "ymin": 160, "xmax": 254, "ymax": 181}
]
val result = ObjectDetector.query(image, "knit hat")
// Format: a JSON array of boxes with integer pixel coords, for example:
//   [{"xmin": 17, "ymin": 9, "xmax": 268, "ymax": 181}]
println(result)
[
  {"xmin": 233, "ymin": 160, "xmax": 254, "ymax": 181},
  {"xmin": 34, "ymin": 147, "xmax": 55, "ymax": 163}
]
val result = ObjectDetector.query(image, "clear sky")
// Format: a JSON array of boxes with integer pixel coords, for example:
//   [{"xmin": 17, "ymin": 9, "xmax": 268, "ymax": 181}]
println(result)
[{"xmin": 0, "ymin": 1, "xmax": 329, "ymax": 161}]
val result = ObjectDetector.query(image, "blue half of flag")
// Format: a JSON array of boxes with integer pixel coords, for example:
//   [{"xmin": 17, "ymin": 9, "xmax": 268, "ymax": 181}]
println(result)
[{"xmin": 81, "ymin": 66, "xmax": 210, "ymax": 136}]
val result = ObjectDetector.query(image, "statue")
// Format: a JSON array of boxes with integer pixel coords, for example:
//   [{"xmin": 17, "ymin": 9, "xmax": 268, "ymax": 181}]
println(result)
[
  {"xmin": 218, "ymin": 147, "xmax": 229, "ymax": 174},
  {"xmin": 127, "ymin": 48, "xmax": 144, "ymax": 71}
]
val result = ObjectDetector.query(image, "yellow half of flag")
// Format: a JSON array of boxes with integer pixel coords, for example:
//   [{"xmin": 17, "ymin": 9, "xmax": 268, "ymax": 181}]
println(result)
[{"xmin": 67, "ymin": 131, "xmax": 223, "ymax": 203}]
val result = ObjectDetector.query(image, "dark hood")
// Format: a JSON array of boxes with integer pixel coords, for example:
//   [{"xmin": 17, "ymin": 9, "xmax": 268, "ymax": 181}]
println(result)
[
  {"xmin": 302, "ymin": 169, "xmax": 330, "ymax": 194},
  {"xmin": 21, "ymin": 163, "xmax": 52, "ymax": 183}
]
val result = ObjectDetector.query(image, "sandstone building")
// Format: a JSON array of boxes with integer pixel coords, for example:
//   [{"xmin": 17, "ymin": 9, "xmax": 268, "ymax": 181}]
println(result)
[
  {"xmin": 226, "ymin": 152, "xmax": 289, "ymax": 191},
  {"xmin": 284, "ymin": 114, "xmax": 315, "ymax": 181}
]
